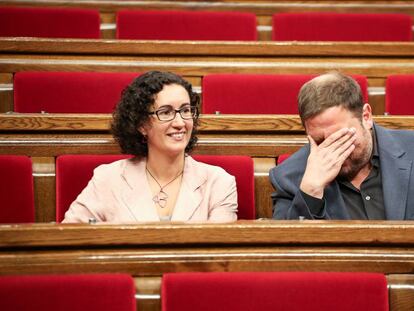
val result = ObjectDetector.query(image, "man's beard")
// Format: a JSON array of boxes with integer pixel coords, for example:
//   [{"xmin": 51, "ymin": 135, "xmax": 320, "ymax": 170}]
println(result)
[{"xmin": 338, "ymin": 129, "xmax": 373, "ymax": 181}]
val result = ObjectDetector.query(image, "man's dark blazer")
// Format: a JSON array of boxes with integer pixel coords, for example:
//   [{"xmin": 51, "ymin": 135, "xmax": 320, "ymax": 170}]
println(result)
[{"xmin": 269, "ymin": 124, "xmax": 414, "ymax": 220}]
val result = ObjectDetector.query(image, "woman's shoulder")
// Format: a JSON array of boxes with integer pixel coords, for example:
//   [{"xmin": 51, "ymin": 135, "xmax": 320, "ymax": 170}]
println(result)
[
  {"xmin": 186, "ymin": 155, "xmax": 234, "ymax": 180},
  {"xmin": 93, "ymin": 157, "xmax": 143, "ymax": 177}
]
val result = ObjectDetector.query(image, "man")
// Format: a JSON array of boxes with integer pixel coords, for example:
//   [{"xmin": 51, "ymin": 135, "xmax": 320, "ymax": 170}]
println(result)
[{"xmin": 269, "ymin": 72, "xmax": 414, "ymax": 220}]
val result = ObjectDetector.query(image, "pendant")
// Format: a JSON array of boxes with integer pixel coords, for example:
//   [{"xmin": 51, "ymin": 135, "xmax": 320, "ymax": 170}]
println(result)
[{"xmin": 153, "ymin": 190, "xmax": 168, "ymax": 208}]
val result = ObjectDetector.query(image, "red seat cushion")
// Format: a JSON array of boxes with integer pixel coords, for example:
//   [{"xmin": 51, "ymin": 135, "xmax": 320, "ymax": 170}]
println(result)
[
  {"xmin": 202, "ymin": 74, "xmax": 368, "ymax": 114},
  {"xmin": 0, "ymin": 6, "xmax": 100, "ymax": 39},
  {"xmin": 162, "ymin": 272, "xmax": 388, "ymax": 311},
  {"xmin": 193, "ymin": 155, "xmax": 255, "ymax": 219},
  {"xmin": 386, "ymin": 75, "xmax": 414, "ymax": 115},
  {"xmin": 117, "ymin": 10, "xmax": 257, "ymax": 41},
  {"xmin": 14, "ymin": 72, "xmax": 139, "ymax": 113},
  {"xmin": 273, "ymin": 13, "xmax": 412, "ymax": 41},
  {"xmin": 0, "ymin": 155, "xmax": 34, "ymax": 223},
  {"xmin": 0, "ymin": 274, "xmax": 136, "ymax": 311}
]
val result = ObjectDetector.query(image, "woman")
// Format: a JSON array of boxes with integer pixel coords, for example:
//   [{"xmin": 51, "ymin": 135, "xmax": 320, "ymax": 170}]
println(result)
[{"xmin": 63, "ymin": 71, "xmax": 238, "ymax": 223}]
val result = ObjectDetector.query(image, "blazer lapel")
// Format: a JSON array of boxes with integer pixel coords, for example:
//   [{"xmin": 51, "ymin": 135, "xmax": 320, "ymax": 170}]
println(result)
[
  {"xmin": 120, "ymin": 158, "xmax": 159, "ymax": 222},
  {"xmin": 376, "ymin": 125, "xmax": 412, "ymax": 220},
  {"xmin": 171, "ymin": 156, "xmax": 205, "ymax": 221}
]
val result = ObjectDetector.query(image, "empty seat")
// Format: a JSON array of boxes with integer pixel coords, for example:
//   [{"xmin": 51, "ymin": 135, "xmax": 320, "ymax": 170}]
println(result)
[
  {"xmin": 14, "ymin": 72, "xmax": 139, "ymax": 113},
  {"xmin": 0, "ymin": 155, "xmax": 34, "ymax": 223},
  {"xmin": 162, "ymin": 272, "xmax": 388, "ymax": 311},
  {"xmin": 202, "ymin": 74, "xmax": 368, "ymax": 114},
  {"xmin": 386, "ymin": 74, "xmax": 414, "ymax": 115},
  {"xmin": 0, "ymin": 273, "xmax": 136, "ymax": 311},
  {"xmin": 56, "ymin": 154, "xmax": 255, "ymax": 222},
  {"xmin": 193, "ymin": 155, "xmax": 255, "ymax": 219},
  {"xmin": 273, "ymin": 13, "xmax": 412, "ymax": 41},
  {"xmin": 117, "ymin": 10, "xmax": 257, "ymax": 41},
  {"xmin": 0, "ymin": 6, "xmax": 100, "ymax": 39}
]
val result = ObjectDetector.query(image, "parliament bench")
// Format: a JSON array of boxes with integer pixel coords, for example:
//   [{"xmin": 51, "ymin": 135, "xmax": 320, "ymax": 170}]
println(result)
[
  {"xmin": 1, "ymin": 114, "xmax": 413, "ymax": 221},
  {"xmin": 2, "ymin": 39, "xmax": 414, "ymax": 114},
  {"xmin": 0, "ymin": 221, "xmax": 413, "ymax": 310},
  {"xmin": 2, "ymin": 0, "xmax": 414, "ymax": 40}
]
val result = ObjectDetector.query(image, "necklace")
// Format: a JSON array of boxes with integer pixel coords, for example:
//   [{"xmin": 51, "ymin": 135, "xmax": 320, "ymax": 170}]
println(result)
[{"xmin": 146, "ymin": 167, "xmax": 183, "ymax": 208}]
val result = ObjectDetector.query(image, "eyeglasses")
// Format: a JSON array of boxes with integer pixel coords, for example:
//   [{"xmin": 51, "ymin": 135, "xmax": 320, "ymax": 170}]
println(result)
[{"xmin": 148, "ymin": 105, "xmax": 198, "ymax": 121}]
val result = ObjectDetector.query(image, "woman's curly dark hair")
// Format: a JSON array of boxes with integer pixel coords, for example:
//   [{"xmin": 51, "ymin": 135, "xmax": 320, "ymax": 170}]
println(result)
[{"xmin": 111, "ymin": 71, "xmax": 200, "ymax": 157}]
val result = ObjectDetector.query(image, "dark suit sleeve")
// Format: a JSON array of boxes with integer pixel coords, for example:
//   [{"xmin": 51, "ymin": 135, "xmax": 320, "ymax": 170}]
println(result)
[{"xmin": 269, "ymin": 165, "xmax": 328, "ymax": 220}]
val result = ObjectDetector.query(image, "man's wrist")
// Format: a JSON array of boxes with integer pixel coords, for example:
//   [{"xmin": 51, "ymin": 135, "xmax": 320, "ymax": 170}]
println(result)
[{"xmin": 300, "ymin": 180, "xmax": 324, "ymax": 199}]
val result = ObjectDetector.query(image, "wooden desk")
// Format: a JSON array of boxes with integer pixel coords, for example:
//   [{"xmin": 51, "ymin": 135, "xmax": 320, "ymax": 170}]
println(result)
[
  {"xmin": 0, "ymin": 221, "xmax": 413, "ymax": 310},
  {"xmin": 2, "ymin": 39, "xmax": 414, "ymax": 114}
]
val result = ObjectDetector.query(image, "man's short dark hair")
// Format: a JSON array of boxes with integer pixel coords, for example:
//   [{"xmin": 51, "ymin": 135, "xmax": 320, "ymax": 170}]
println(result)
[{"xmin": 298, "ymin": 71, "xmax": 364, "ymax": 123}]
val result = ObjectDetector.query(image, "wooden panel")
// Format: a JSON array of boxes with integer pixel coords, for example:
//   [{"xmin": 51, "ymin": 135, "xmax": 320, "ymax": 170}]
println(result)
[
  {"xmin": 3, "ymin": 39, "xmax": 414, "ymax": 57},
  {"xmin": 254, "ymin": 157, "xmax": 275, "ymax": 218},
  {"xmin": 0, "ymin": 73, "xmax": 13, "ymax": 113},
  {"xmin": 388, "ymin": 275, "xmax": 414, "ymax": 311},
  {"xmin": 2, "ymin": 221, "xmax": 414, "ymax": 247},
  {"xmin": 1, "ymin": 221, "xmax": 414, "ymax": 274},
  {"xmin": 32, "ymin": 157, "xmax": 55, "ymax": 223}
]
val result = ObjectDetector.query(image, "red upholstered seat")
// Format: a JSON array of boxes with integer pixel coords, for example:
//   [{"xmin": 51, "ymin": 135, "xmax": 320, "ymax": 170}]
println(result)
[
  {"xmin": 116, "ymin": 10, "xmax": 257, "ymax": 40},
  {"xmin": 162, "ymin": 272, "xmax": 388, "ymax": 311},
  {"xmin": 277, "ymin": 153, "xmax": 290, "ymax": 165},
  {"xmin": 273, "ymin": 13, "xmax": 412, "ymax": 41},
  {"xmin": 0, "ymin": 6, "xmax": 100, "ymax": 39},
  {"xmin": 0, "ymin": 274, "xmax": 136, "ymax": 311},
  {"xmin": 0, "ymin": 155, "xmax": 34, "ymax": 223},
  {"xmin": 193, "ymin": 155, "xmax": 255, "ymax": 219},
  {"xmin": 56, "ymin": 154, "xmax": 130, "ymax": 222},
  {"xmin": 56, "ymin": 154, "xmax": 255, "ymax": 222},
  {"xmin": 14, "ymin": 72, "xmax": 139, "ymax": 113},
  {"xmin": 386, "ymin": 75, "xmax": 414, "ymax": 115},
  {"xmin": 202, "ymin": 74, "xmax": 368, "ymax": 114}
]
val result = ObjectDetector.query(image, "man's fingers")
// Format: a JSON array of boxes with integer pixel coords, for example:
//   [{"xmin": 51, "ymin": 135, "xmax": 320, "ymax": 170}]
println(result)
[
  {"xmin": 332, "ymin": 132, "xmax": 357, "ymax": 156},
  {"xmin": 338, "ymin": 144, "xmax": 355, "ymax": 162},
  {"xmin": 308, "ymin": 135, "xmax": 317, "ymax": 151},
  {"xmin": 320, "ymin": 127, "xmax": 355, "ymax": 148}
]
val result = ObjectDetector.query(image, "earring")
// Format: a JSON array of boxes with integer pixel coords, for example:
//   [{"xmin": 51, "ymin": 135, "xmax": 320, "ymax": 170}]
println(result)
[{"xmin": 142, "ymin": 135, "xmax": 148, "ymax": 144}]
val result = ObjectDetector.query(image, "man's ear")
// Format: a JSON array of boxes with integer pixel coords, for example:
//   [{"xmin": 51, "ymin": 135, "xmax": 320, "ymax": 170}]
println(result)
[{"xmin": 362, "ymin": 103, "xmax": 373, "ymax": 129}]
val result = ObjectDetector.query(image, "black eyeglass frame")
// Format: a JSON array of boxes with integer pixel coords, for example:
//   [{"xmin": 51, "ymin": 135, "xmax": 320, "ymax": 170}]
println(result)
[{"xmin": 148, "ymin": 105, "xmax": 199, "ymax": 121}]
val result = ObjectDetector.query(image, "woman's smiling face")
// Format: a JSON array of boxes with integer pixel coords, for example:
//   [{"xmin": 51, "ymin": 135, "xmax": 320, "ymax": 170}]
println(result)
[{"xmin": 140, "ymin": 84, "xmax": 194, "ymax": 158}]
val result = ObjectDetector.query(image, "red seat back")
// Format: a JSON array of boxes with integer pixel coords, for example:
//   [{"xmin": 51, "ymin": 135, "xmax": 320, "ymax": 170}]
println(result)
[
  {"xmin": 14, "ymin": 72, "xmax": 139, "ymax": 113},
  {"xmin": 56, "ymin": 154, "xmax": 130, "ymax": 222},
  {"xmin": 386, "ymin": 75, "xmax": 414, "ymax": 115},
  {"xmin": 162, "ymin": 272, "xmax": 388, "ymax": 311},
  {"xmin": 277, "ymin": 153, "xmax": 290, "ymax": 165},
  {"xmin": 0, "ymin": 274, "xmax": 136, "ymax": 311},
  {"xmin": 202, "ymin": 74, "xmax": 368, "ymax": 114},
  {"xmin": 273, "ymin": 13, "xmax": 412, "ymax": 41},
  {"xmin": 117, "ymin": 10, "xmax": 257, "ymax": 41},
  {"xmin": 193, "ymin": 155, "xmax": 255, "ymax": 219},
  {"xmin": 0, "ymin": 155, "xmax": 34, "ymax": 223},
  {"xmin": 56, "ymin": 154, "xmax": 255, "ymax": 222},
  {"xmin": 0, "ymin": 6, "xmax": 100, "ymax": 39}
]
